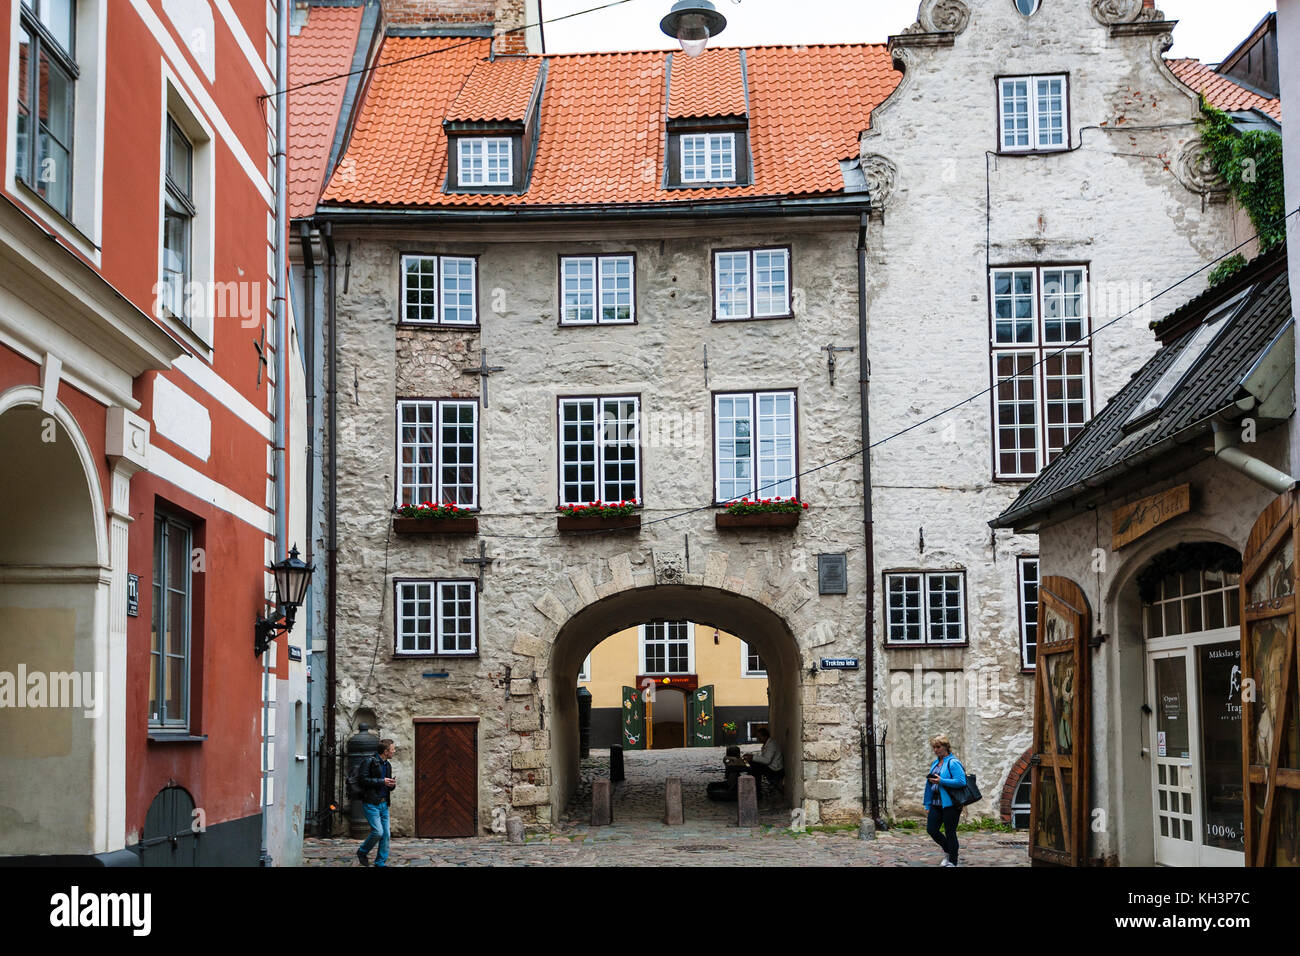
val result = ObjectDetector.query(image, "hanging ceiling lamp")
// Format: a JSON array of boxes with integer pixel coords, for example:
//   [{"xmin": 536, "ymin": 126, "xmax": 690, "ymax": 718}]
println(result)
[{"xmin": 660, "ymin": 0, "xmax": 728, "ymax": 58}]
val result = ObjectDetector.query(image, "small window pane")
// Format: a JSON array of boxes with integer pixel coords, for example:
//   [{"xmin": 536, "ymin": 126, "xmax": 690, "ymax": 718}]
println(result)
[
  {"xmin": 440, "ymin": 257, "xmax": 476, "ymax": 324},
  {"xmin": 716, "ymin": 252, "xmax": 751, "ymax": 319},
  {"xmin": 403, "ymin": 256, "xmax": 438, "ymax": 323}
]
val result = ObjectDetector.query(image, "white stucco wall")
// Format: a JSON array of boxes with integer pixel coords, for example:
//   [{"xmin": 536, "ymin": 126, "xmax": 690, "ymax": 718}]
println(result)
[{"xmin": 860, "ymin": 0, "xmax": 1245, "ymax": 816}]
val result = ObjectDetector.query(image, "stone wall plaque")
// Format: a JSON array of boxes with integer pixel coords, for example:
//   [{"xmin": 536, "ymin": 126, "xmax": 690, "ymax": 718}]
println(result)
[{"xmin": 818, "ymin": 553, "xmax": 848, "ymax": 594}]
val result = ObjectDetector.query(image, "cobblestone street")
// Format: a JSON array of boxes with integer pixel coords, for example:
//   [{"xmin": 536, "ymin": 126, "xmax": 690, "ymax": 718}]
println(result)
[{"xmin": 303, "ymin": 747, "xmax": 1031, "ymax": 866}]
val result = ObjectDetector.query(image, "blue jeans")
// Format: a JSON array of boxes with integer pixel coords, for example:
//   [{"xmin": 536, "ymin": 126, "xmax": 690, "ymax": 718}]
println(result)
[{"xmin": 360, "ymin": 801, "xmax": 390, "ymax": 866}]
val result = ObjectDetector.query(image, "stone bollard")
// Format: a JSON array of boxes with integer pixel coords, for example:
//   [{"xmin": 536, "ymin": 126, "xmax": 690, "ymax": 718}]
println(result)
[
  {"xmin": 506, "ymin": 815, "xmax": 525, "ymax": 844},
  {"xmin": 737, "ymin": 775, "xmax": 758, "ymax": 827},
  {"xmin": 665, "ymin": 776, "xmax": 684, "ymax": 825},
  {"xmin": 858, "ymin": 816, "xmax": 876, "ymax": 841},
  {"xmin": 592, "ymin": 777, "xmax": 613, "ymax": 826},
  {"xmin": 609, "ymin": 745, "xmax": 625, "ymax": 783}
]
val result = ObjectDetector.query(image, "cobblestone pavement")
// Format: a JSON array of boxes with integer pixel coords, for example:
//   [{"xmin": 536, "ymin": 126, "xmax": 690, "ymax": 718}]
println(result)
[{"xmin": 303, "ymin": 747, "xmax": 1030, "ymax": 866}]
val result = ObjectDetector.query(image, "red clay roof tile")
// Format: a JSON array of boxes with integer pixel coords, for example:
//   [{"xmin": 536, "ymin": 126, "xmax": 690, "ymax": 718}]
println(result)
[
  {"xmin": 1166, "ymin": 57, "xmax": 1281, "ymax": 122},
  {"xmin": 668, "ymin": 48, "xmax": 747, "ymax": 119},
  {"xmin": 320, "ymin": 39, "xmax": 899, "ymax": 209},
  {"xmin": 287, "ymin": 5, "xmax": 365, "ymax": 218},
  {"xmin": 446, "ymin": 56, "xmax": 542, "ymax": 123}
]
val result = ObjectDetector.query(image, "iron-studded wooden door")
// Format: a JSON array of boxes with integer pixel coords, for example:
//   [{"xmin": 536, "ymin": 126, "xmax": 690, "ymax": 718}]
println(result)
[
  {"xmin": 414, "ymin": 718, "xmax": 478, "ymax": 838},
  {"xmin": 689, "ymin": 685, "xmax": 715, "ymax": 746},
  {"xmin": 621, "ymin": 686, "xmax": 645, "ymax": 750},
  {"xmin": 1242, "ymin": 491, "xmax": 1300, "ymax": 866},
  {"xmin": 1029, "ymin": 576, "xmax": 1090, "ymax": 866}
]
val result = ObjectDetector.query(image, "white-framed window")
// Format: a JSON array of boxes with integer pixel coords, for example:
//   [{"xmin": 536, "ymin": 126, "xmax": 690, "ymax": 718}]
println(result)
[
  {"xmin": 401, "ymin": 254, "xmax": 477, "ymax": 325},
  {"xmin": 1143, "ymin": 568, "xmax": 1241, "ymax": 640},
  {"xmin": 714, "ymin": 390, "xmax": 797, "ymax": 502},
  {"xmin": 998, "ymin": 74, "xmax": 1067, "ymax": 152},
  {"xmin": 885, "ymin": 571, "xmax": 966, "ymax": 645},
  {"xmin": 457, "ymin": 136, "xmax": 512, "ymax": 187},
  {"xmin": 990, "ymin": 265, "xmax": 1091, "ymax": 479},
  {"xmin": 559, "ymin": 396, "xmax": 640, "ymax": 506},
  {"xmin": 740, "ymin": 641, "xmax": 766, "ymax": 677},
  {"xmin": 640, "ymin": 621, "xmax": 693, "ymax": 675},
  {"xmin": 161, "ymin": 115, "xmax": 194, "ymax": 324},
  {"xmin": 714, "ymin": 248, "xmax": 791, "ymax": 319},
  {"xmin": 680, "ymin": 132, "xmax": 735, "ymax": 183},
  {"xmin": 578, "ymin": 654, "xmax": 591, "ymax": 682},
  {"xmin": 560, "ymin": 255, "xmax": 635, "ymax": 324},
  {"xmin": 396, "ymin": 399, "xmax": 478, "ymax": 508},
  {"xmin": 1011, "ymin": 774, "xmax": 1032, "ymax": 828},
  {"xmin": 1018, "ymin": 556, "xmax": 1039, "ymax": 670},
  {"xmin": 396, "ymin": 580, "xmax": 477, "ymax": 656},
  {"xmin": 151, "ymin": 513, "xmax": 193, "ymax": 729},
  {"xmin": 746, "ymin": 720, "xmax": 768, "ymax": 742}
]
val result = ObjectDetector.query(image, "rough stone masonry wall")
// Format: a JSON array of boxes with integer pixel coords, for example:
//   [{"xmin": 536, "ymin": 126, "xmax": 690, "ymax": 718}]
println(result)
[
  {"xmin": 383, "ymin": 0, "xmax": 529, "ymax": 54},
  {"xmin": 332, "ymin": 219, "xmax": 872, "ymax": 833},
  {"xmin": 860, "ymin": 0, "xmax": 1243, "ymax": 817}
]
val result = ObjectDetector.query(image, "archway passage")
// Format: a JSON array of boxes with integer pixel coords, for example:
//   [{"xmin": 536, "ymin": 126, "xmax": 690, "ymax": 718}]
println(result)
[
  {"xmin": 0, "ymin": 402, "xmax": 105, "ymax": 855},
  {"xmin": 549, "ymin": 586, "xmax": 803, "ymax": 825}
]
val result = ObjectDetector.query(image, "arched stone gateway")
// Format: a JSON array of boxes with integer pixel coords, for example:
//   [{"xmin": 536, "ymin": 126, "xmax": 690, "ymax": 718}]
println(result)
[{"xmin": 505, "ymin": 551, "xmax": 867, "ymax": 829}]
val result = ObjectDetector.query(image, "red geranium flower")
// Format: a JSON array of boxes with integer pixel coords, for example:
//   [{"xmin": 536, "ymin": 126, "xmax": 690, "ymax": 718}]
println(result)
[{"xmin": 801, "ymin": 502, "xmax": 809, "ymax": 509}]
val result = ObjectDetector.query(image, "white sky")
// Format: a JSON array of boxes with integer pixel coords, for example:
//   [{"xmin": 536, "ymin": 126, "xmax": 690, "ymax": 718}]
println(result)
[{"xmin": 541, "ymin": 0, "xmax": 1276, "ymax": 64}]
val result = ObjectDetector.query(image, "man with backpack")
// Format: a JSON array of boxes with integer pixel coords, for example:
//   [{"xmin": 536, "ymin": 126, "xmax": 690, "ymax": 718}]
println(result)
[{"xmin": 354, "ymin": 739, "xmax": 397, "ymax": 867}]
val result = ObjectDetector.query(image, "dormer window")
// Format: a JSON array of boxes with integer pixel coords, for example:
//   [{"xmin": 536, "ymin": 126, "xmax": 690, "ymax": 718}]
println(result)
[
  {"xmin": 681, "ymin": 132, "xmax": 735, "ymax": 183},
  {"xmin": 458, "ymin": 137, "xmax": 513, "ymax": 188}
]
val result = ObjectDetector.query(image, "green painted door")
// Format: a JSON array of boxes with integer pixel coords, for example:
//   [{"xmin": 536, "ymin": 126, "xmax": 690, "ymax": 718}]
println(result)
[
  {"xmin": 621, "ymin": 686, "xmax": 646, "ymax": 750},
  {"xmin": 689, "ymin": 685, "xmax": 715, "ymax": 747}
]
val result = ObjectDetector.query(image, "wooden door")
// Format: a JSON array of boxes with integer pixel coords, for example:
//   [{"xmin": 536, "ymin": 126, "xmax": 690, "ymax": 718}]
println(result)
[
  {"xmin": 1029, "ymin": 576, "xmax": 1090, "ymax": 866},
  {"xmin": 689, "ymin": 685, "xmax": 715, "ymax": 746},
  {"xmin": 621, "ymin": 685, "xmax": 646, "ymax": 750},
  {"xmin": 1241, "ymin": 491, "xmax": 1300, "ymax": 866},
  {"xmin": 414, "ymin": 719, "xmax": 478, "ymax": 838},
  {"xmin": 1147, "ymin": 649, "xmax": 1198, "ymax": 865}
]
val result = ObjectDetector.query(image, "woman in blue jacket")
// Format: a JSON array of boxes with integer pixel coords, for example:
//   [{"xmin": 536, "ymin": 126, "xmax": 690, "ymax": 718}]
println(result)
[{"xmin": 923, "ymin": 733, "xmax": 966, "ymax": 866}]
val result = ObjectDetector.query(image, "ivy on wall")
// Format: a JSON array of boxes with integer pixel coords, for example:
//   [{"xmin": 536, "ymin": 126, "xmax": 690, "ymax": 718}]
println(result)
[{"xmin": 1199, "ymin": 98, "xmax": 1286, "ymax": 259}]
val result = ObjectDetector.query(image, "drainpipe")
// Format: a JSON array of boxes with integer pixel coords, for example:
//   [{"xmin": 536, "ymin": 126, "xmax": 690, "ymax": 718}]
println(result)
[
  {"xmin": 857, "ymin": 212, "xmax": 882, "ymax": 828},
  {"xmin": 297, "ymin": 221, "xmax": 316, "ymax": 826},
  {"xmin": 261, "ymin": 0, "xmax": 289, "ymax": 868},
  {"xmin": 1212, "ymin": 418, "xmax": 1296, "ymax": 493},
  {"xmin": 322, "ymin": 222, "xmax": 339, "ymax": 828}
]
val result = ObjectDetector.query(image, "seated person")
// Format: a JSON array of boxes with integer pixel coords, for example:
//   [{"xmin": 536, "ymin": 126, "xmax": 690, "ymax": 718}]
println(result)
[{"xmin": 744, "ymin": 727, "xmax": 785, "ymax": 797}]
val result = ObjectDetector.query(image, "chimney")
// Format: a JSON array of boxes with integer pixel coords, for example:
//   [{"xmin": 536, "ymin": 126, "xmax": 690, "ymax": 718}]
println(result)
[{"xmin": 384, "ymin": 0, "xmax": 535, "ymax": 54}]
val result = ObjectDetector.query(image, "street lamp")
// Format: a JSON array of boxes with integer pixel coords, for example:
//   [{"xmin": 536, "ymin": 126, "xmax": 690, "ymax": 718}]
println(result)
[
  {"xmin": 660, "ymin": 0, "xmax": 727, "ymax": 58},
  {"xmin": 254, "ymin": 545, "xmax": 314, "ymax": 656}
]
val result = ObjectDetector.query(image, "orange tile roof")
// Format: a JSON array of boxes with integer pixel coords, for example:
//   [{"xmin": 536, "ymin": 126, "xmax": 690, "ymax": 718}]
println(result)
[
  {"xmin": 668, "ymin": 48, "xmax": 747, "ymax": 119},
  {"xmin": 320, "ymin": 39, "xmax": 899, "ymax": 210},
  {"xmin": 1166, "ymin": 58, "xmax": 1281, "ymax": 122},
  {"xmin": 446, "ymin": 56, "xmax": 542, "ymax": 123},
  {"xmin": 288, "ymin": 5, "xmax": 365, "ymax": 218}
]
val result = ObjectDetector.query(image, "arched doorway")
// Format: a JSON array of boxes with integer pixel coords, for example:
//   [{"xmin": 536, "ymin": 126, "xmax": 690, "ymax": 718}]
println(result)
[
  {"xmin": 548, "ymin": 584, "xmax": 805, "ymax": 819},
  {"xmin": 1133, "ymin": 541, "xmax": 1244, "ymax": 866},
  {"xmin": 0, "ymin": 394, "xmax": 109, "ymax": 856},
  {"xmin": 139, "ymin": 785, "xmax": 199, "ymax": 866}
]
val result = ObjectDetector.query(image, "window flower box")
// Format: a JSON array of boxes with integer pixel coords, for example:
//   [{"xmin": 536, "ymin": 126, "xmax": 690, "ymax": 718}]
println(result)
[
  {"xmin": 556, "ymin": 500, "xmax": 641, "ymax": 533},
  {"xmin": 715, "ymin": 497, "xmax": 806, "ymax": 530},
  {"xmin": 393, "ymin": 503, "xmax": 478, "ymax": 535}
]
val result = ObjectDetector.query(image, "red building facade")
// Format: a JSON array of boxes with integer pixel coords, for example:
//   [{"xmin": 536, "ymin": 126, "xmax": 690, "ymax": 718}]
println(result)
[{"xmin": 0, "ymin": 0, "xmax": 295, "ymax": 864}]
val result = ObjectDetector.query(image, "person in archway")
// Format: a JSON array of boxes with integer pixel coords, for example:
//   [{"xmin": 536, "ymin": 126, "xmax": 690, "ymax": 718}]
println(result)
[
  {"xmin": 744, "ymin": 726, "xmax": 785, "ymax": 798},
  {"xmin": 924, "ymin": 733, "xmax": 966, "ymax": 867},
  {"xmin": 357, "ymin": 739, "xmax": 397, "ymax": 867}
]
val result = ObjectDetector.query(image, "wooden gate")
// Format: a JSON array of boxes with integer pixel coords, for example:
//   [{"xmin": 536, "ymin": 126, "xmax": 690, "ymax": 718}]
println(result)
[
  {"xmin": 414, "ymin": 718, "xmax": 478, "ymax": 838},
  {"xmin": 1242, "ymin": 491, "xmax": 1300, "ymax": 866},
  {"xmin": 139, "ymin": 785, "xmax": 199, "ymax": 866},
  {"xmin": 621, "ymin": 685, "xmax": 646, "ymax": 750},
  {"xmin": 1029, "ymin": 576, "xmax": 1090, "ymax": 866},
  {"xmin": 689, "ymin": 685, "xmax": 715, "ymax": 746}
]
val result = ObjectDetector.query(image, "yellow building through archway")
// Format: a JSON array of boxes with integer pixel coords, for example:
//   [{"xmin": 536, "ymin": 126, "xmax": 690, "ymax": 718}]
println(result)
[{"xmin": 578, "ymin": 622, "xmax": 769, "ymax": 749}]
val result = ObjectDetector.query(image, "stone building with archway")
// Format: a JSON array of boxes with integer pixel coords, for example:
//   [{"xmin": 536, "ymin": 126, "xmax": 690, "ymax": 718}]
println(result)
[{"xmin": 303, "ymin": 0, "xmax": 1275, "ymax": 836}]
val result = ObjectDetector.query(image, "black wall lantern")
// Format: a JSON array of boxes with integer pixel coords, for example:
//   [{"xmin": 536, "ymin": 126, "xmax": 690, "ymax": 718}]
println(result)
[
  {"xmin": 255, "ymin": 545, "xmax": 314, "ymax": 656},
  {"xmin": 660, "ymin": 0, "xmax": 727, "ymax": 58}
]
